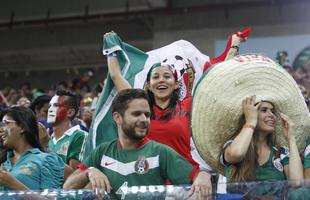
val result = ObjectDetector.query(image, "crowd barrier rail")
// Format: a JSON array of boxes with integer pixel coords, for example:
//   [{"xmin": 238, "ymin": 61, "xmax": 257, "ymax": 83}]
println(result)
[{"xmin": 1, "ymin": 180, "xmax": 310, "ymax": 199}]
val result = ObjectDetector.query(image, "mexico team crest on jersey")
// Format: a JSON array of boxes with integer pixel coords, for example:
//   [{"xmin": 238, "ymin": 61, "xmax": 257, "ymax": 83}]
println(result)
[
  {"xmin": 272, "ymin": 156, "xmax": 283, "ymax": 172},
  {"xmin": 58, "ymin": 141, "xmax": 69, "ymax": 156},
  {"xmin": 134, "ymin": 156, "xmax": 149, "ymax": 174},
  {"xmin": 272, "ymin": 146, "xmax": 288, "ymax": 172}
]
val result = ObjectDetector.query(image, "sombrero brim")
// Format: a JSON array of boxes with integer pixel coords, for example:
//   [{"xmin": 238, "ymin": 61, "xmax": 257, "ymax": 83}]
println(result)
[{"xmin": 191, "ymin": 54, "xmax": 310, "ymax": 174}]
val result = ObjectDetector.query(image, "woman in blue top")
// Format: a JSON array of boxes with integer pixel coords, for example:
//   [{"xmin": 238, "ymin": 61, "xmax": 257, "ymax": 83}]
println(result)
[{"xmin": 0, "ymin": 106, "xmax": 64, "ymax": 190}]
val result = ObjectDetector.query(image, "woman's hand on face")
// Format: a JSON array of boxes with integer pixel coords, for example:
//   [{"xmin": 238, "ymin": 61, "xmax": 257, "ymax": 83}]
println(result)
[
  {"xmin": 280, "ymin": 113, "xmax": 295, "ymax": 141},
  {"xmin": 242, "ymin": 95, "xmax": 260, "ymax": 126}
]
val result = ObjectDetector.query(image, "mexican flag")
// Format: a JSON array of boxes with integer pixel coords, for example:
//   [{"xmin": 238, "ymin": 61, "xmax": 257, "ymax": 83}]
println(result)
[{"xmin": 80, "ymin": 32, "xmax": 210, "ymax": 161}]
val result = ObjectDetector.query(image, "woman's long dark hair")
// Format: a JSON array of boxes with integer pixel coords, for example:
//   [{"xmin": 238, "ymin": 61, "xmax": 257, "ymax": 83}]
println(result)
[
  {"xmin": 3, "ymin": 106, "xmax": 43, "ymax": 151},
  {"xmin": 145, "ymin": 63, "xmax": 179, "ymax": 121}
]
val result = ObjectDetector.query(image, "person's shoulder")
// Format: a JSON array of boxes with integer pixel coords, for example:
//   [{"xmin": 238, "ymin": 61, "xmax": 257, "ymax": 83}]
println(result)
[
  {"xmin": 87, "ymin": 140, "xmax": 118, "ymax": 160},
  {"xmin": 146, "ymin": 139, "xmax": 162, "ymax": 146},
  {"xmin": 27, "ymin": 149, "xmax": 63, "ymax": 166},
  {"xmin": 22, "ymin": 149, "xmax": 44, "ymax": 162},
  {"xmin": 72, "ymin": 126, "xmax": 88, "ymax": 135},
  {"xmin": 178, "ymin": 96, "xmax": 192, "ymax": 111},
  {"xmin": 95, "ymin": 139, "xmax": 118, "ymax": 151},
  {"xmin": 179, "ymin": 96, "xmax": 192, "ymax": 105},
  {"xmin": 147, "ymin": 140, "xmax": 175, "ymax": 152},
  {"xmin": 68, "ymin": 126, "xmax": 88, "ymax": 141},
  {"xmin": 43, "ymin": 152, "xmax": 64, "ymax": 165},
  {"xmin": 183, "ymin": 95, "xmax": 192, "ymax": 102}
]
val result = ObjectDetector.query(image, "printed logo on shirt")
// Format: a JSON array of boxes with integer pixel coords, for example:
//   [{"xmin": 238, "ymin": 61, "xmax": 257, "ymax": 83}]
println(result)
[
  {"xmin": 134, "ymin": 156, "xmax": 149, "ymax": 174},
  {"xmin": 100, "ymin": 155, "xmax": 159, "ymax": 176},
  {"xmin": 18, "ymin": 162, "xmax": 37, "ymax": 175},
  {"xmin": 272, "ymin": 156, "xmax": 284, "ymax": 172},
  {"xmin": 19, "ymin": 168, "xmax": 33, "ymax": 175},
  {"xmin": 105, "ymin": 162, "xmax": 115, "ymax": 166},
  {"xmin": 58, "ymin": 141, "xmax": 69, "ymax": 156}
]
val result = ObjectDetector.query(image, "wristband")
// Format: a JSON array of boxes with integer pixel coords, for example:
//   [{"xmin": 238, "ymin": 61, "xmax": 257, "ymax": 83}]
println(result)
[
  {"xmin": 78, "ymin": 163, "xmax": 87, "ymax": 171},
  {"xmin": 85, "ymin": 167, "xmax": 95, "ymax": 178},
  {"xmin": 243, "ymin": 123, "xmax": 255, "ymax": 131},
  {"xmin": 230, "ymin": 45, "xmax": 239, "ymax": 52}
]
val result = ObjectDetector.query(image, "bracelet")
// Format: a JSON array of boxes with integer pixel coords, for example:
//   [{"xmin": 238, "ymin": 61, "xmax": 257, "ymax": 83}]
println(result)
[
  {"xmin": 85, "ymin": 167, "xmax": 94, "ymax": 178},
  {"xmin": 243, "ymin": 123, "xmax": 255, "ymax": 131},
  {"xmin": 230, "ymin": 45, "xmax": 239, "ymax": 52},
  {"xmin": 107, "ymin": 52, "xmax": 117, "ymax": 58}
]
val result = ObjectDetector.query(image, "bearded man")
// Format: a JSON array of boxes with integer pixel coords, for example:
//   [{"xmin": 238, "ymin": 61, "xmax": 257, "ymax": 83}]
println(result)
[{"xmin": 64, "ymin": 89, "xmax": 201, "ymax": 200}]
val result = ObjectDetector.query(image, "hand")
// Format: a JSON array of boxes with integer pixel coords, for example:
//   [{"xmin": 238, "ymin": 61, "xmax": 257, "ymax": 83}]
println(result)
[
  {"xmin": 88, "ymin": 167, "xmax": 112, "ymax": 198},
  {"xmin": 242, "ymin": 95, "xmax": 260, "ymax": 126},
  {"xmin": 231, "ymin": 33, "xmax": 245, "ymax": 46},
  {"xmin": 38, "ymin": 123, "xmax": 50, "ymax": 149},
  {"xmin": 230, "ymin": 27, "xmax": 251, "ymax": 47},
  {"xmin": 0, "ymin": 127, "xmax": 5, "ymax": 148},
  {"xmin": 280, "ymin": 113, "xmax": 295, "ymax": 141},
  {"xmin": 0, "ymin": 127, "xmax": 5, "ymax": 138},
  {"xmin": 233, "ymin": 27, "xmax": 251, "ymax": 43},
  {"xmin": 0, "ymin": 165, "xmax": 19, "ymax": 188},
  {"xmin": 188, "ymin": 171, "xmax": 212, "ymax": 200}
]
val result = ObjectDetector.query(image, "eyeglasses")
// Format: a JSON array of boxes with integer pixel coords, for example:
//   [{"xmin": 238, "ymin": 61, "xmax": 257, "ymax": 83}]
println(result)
[{"xmin": 0, "ymin": 119, "xmax": 17, "ymax": 127}]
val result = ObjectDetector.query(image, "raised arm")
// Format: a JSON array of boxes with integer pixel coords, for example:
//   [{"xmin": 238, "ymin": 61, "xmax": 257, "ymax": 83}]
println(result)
[
  {"xmin": 281, "ymin": 113, "xmax": 303, "ymax": 181},
  {"xmin": 224, "ymin": 33, "xmax": 245, "ymax": 61},
  {"xmin": 104, "ymin": 32, "xmax": 131, "ymax": 92},
  {"xmin": 204, "ymin": 27, "xmax": 251, "ymax": 72},
  {"xmin": 224, "ymin": 95, "xmax": 259, "ymax": 164}
]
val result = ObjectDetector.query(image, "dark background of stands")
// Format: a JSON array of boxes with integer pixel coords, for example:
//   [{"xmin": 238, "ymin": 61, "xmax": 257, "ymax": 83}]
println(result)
[{"xmin": 0, "ymin": 0, "xmax": 309, "ymax": 89}]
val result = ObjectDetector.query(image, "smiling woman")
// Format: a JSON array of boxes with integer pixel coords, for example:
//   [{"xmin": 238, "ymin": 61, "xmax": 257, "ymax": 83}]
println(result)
[
  {"xmin": 0, "ymin": 107, "xmax": 64, "ymax": 190},
  {"xmin": 145, "ymin": 64, "xmax": 179, "ymax": 121},
  {"xmin": 219, "ymin": 95, "xmax": 303, "ymax": 182}
]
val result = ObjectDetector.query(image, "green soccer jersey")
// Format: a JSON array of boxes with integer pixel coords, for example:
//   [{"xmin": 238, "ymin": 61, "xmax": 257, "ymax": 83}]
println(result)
[
  {"xmin": 83, "ymin": 139, "xmax": 195, "ymax": 200},
  {"xmin": 220, "ymin": 140, "xmax": 289, "ymax": 181},
  {"xmin": 48, "ymin": 125, "xmax": 87, "ymax": 164},
  {"xmin": 303, "ymin": 138, "xmax": 310, "ymax": 168}
]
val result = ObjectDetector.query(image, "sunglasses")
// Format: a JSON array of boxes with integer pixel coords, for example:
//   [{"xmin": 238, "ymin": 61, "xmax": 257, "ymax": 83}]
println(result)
[{"xmin": 0, "ymin": 119, "xmax": 17, "ymax": 127}]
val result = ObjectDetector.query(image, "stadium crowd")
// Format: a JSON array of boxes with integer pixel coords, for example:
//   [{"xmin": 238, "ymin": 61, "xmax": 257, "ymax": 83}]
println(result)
[{"xmin": 0, "ymin": 30, "xmax": 310, "ymax": 200}]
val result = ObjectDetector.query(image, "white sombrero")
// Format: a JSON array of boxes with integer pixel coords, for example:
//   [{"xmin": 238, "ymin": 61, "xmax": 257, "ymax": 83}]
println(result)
[{"xmin": 191, "ymin": 54, "xmax": 310, "ymax": 174}]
